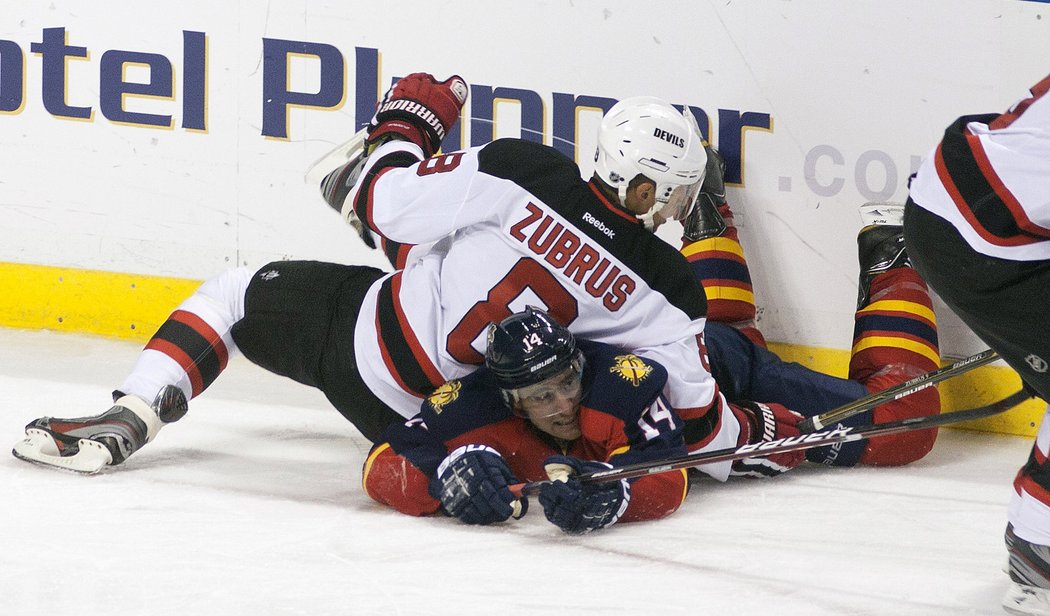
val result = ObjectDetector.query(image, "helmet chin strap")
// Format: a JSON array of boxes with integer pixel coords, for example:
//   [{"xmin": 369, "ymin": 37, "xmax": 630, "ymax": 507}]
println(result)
[
  {"xmin": 615, "ymin": 182, "xmax": 660, "ymax": 230},
  {"xmin": 636, "ymin": 207, "xmax": 659, "ymax": 230},
  {"xmin": 616, "ymin": 183, "xmax": 629, "ymax": 209}
]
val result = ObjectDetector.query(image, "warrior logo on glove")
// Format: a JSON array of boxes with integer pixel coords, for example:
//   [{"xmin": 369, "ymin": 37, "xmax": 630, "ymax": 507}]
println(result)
[{"xmin": 367, "ymin": 73, "xmax": 469, "ymax": 158}]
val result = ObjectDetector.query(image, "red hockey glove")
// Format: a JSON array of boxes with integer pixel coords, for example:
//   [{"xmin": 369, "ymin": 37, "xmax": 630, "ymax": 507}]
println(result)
[
  {"xmin": 730, "ymin": 401, "xmax": 805, "ymax": 478},
  {"xmin": 366, "ymin": 72, "xmax": 468, "ymax": 158}
]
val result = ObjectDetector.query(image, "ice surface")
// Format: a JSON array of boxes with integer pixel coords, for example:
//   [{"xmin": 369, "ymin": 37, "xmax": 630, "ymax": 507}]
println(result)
[{"xmin": 0, "ymin": 328, "xmax": 1032, "ymax": 615}]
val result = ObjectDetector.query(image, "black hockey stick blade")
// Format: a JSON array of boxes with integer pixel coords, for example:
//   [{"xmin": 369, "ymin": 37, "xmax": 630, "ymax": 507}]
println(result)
[
  {"xmin": 512, "ymin": 388, "xmax": 1030, "ymax": 497},
  {"xmin": 798, "ymin": 349, "xmax": 1000, "ymax": 432}
]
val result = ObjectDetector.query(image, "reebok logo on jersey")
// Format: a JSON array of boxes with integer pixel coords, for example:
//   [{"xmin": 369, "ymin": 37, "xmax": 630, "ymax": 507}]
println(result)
[
  {"xmin": 582, "ymin": 212, "xmax": 615, "ymax": 239},
  {"xmin": 259, "ymin": 270, "xmax": 280, "ymax": 281},
  {"xmin": 654, "ymin": 128, "xmax": 685, "ymax": 148}
]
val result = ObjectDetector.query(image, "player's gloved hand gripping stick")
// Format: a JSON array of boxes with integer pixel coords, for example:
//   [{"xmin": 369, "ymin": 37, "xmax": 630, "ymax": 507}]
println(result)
[{"xmin": 510, "ymin": 388, "xmax": 1030, "ymax": 497}]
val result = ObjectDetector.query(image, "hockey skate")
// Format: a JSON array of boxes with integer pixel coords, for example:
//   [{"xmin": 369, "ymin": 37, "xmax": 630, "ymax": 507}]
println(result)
[
  {"xmin": 1004, "ymin": 524, "xmax": 1050, "ymax": 615},
  {"xmin": 682, "ymin": 146, "xmax": 728, "ymax": 241},
  {"xmin": 856, "ymin": 202, "xmax": 910, "ymax": 309},
  {"xmin": 303, "ymin": 127, "xmax": 376, "ymax": 248},
  {"xmin": 12, "ymin": 385, "xmax": 187, "ymax": 474}
]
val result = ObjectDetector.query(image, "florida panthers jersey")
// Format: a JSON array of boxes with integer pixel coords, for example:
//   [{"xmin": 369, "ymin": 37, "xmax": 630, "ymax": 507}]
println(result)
[
  {"xmin": 362, "ymin": 340, "xmax": 689, "ymax": 522},
  {"xmin": 909, "ymin": 73, "xmax": 1050, "ymax": 260},
  {"xmin": 347, "ymin": 137, "xmax": 739, "ymax": 479}
]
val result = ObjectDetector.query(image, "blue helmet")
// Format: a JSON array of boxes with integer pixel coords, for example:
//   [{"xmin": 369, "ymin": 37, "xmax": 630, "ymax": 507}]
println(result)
[{"xmin": 485, "ymin": 307, "xmax": 579, "ymax": 391}]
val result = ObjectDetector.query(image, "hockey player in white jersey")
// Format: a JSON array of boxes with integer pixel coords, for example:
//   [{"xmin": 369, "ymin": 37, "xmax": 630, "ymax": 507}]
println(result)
[
  {"xmin": 904, "ymin": 72, "xmax": 1050, "ymax": 615},
  {"xmin": 12, "ymin": 72, "xmax": 803, "ymax": 483}
]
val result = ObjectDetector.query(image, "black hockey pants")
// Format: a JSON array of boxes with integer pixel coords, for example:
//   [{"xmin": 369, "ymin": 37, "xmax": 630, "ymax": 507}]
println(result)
[
  {"xmin": 229, "ymin": 261, "xmax": 403, "ymax": 443},
  {"xmin": 904, "ymin": 200, "xmax": 1050, "ymax": 401}
]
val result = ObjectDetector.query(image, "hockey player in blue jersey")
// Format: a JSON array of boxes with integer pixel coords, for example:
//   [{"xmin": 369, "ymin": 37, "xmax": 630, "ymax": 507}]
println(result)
[{"xmin": 363, "ymin": 306, "xmax": 805, "ymax": 532}]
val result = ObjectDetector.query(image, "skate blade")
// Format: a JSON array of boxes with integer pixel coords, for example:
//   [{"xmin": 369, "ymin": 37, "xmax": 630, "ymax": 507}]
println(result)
[
  {"xmin": 1004, "ymin": 581, "xmax": 1050, "ymax": 615},
  {"xmin": 859, "ymin": 201, "xmax": 904, "ymax": 227},
  {"xmin": 11, "ymin": 428, "xmax": 112, "ymax": 474},
  {"xmin": 304, "ymin": 127, "xmax": 368, "ymax": 185}
]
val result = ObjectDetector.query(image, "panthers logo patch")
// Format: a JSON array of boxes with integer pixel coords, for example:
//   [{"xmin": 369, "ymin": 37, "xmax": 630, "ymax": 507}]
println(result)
[
  {"xmin": 427, "ymin": 380, "xmax": 462, "ymax": 414},
  {"xmin": 609, "ymin": 354, "xmax": 652, "ymax": 387}
]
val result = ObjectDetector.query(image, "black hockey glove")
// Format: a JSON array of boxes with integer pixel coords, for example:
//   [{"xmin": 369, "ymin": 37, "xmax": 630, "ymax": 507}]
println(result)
[
  {"xmin": 428, "ymin": 445, "xmax": 527, "ymax": 525},
  {"xmin": 538, "ymin": 455, "xmax": 630, "ymax": 534}
]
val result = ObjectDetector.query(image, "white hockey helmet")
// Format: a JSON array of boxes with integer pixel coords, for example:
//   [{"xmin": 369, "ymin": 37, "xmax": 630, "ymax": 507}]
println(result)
[{"xmin": 593, "ymin": 96, "xmax": 708, "ymax": 228}]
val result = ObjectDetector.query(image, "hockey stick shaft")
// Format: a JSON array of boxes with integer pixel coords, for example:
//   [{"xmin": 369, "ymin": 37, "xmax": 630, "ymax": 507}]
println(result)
[
  {"xmin": 512, "ymin": 388, "xmax": 1030, "ymax": 497},
  {"xmin": 798, "ymin": 349, "xmax": 1000, "ymax": 432}
]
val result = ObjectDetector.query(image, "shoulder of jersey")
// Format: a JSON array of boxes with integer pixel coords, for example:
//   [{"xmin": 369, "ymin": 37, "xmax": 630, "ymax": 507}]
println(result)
[
  {"xmin": 476, "ymin": 139, "xmax": 579, "ymax": 179},
  {"xmin": 580, "ymin": 340, "xmax": 668, "ymax": 414},
  {"xmin": 421, "ymin": 369, "xmax": 510, "ymax": 440}
]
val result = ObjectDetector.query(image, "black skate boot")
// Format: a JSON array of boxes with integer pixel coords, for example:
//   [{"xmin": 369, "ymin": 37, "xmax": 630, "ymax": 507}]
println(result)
[
  {"xmin": 304, "ymin": 128, "xmax": 376, "ymax": 248},
  {"xmin": 682, "ymin": 145, "xmax": 728, "ymax": 241},
  {"xmin": 12, "ymin": 385, "xmax": 188, "ymax": 473},
  {"xmin": 1004, "ymin": 523, "xmax": 1050, "ymax": 615},
  {"xmin": 856, "ymin": 202, "xmax": 910, "ymax": 309}
]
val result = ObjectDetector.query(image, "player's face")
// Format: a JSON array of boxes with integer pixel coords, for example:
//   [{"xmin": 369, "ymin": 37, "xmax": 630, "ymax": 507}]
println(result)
[{"xmin": 515, "ymin": 366, "xmax": 583, "ymax": 441}]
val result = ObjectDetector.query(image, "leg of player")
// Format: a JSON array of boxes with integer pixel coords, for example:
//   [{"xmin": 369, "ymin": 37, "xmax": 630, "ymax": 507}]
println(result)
[
  {"xmin": 905, "ymin": 193, "xmax": 1050, "ymax": 614},
  {"xmin": 1005, "ymin": 404, "xmax": 1050, "ymax": 615},
  {"xmin": 679, "ymin": 146, "xmax": 765, "ymax": 346},
  {"xmin": 843, "ymin": 202, "xmax": 941, "ymax": 466},
  {"xmin": 11, "ymin": 267, "xmax": 253, "ymax": 471},
  {"xmin": 13, "ymin": 385, "xmax": 187, "ymax": 473}
]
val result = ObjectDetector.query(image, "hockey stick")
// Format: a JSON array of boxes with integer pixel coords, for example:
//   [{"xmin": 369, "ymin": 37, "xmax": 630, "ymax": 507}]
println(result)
[
  {"xmin": 798, "ymin": 348, "xmax": 1000, "ymax": 433},
  {"xmin": 511, "ymin": 388, "xmax": 1030, "ymax": 497}
]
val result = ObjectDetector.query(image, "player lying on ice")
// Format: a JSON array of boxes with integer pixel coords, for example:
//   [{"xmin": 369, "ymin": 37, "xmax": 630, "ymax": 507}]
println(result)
[
  {"xmin": 12, "ymin": 73, "xmax": 767, "ymax": 481},
  {"xmin": 361, "ymin": 195, "xmax": 946, "ymax": 531},
  {"xmin": 681, "ymin": 150, "xmax": 942, "ymax": 467},
  {"xmin": 363, "ymin": 306, "xmax": 804, "ymax": 532},
  {"xmin": 11, "ymin": 70, "xmax": 938, "ymax": 483}
]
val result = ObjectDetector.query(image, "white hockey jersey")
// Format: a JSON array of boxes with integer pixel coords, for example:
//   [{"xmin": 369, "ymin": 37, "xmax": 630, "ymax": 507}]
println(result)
[
  {"xmin": 909, "ymin": 73, "xmax": 1050, "ymax": 261},
  {"xmin": 347, "ymin": 137, "xmax": 739, "ymax": 479}
]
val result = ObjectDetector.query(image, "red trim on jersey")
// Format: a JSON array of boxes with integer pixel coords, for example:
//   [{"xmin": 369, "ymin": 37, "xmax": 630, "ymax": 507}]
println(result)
[
  {"xmin": 373, "ymin": 309, "xmax": 417, "ymax": 396},
  {"xmin": 681, "ymin": 402, "xmax": 722, "ymax": 450},
  {"xmin": 390, "ymin": 273, "xmax": 446, "ymax": 387},
  {"xmin": 966, "ymin": 131, "xmax": 1050, "ymax": 239},
  {"xmin": 587, "ymin": 181, "xmax": 639, "ymax": 223},
  {"xmin": 989, "ymin": 73, "xmax": 1050, "ymax": 130},
  {"xmin": 363, "ymin": 166, "xmax": 398, "ymax": 234},
  {"xmin": 934, "ymin": 144, "xmax": 1042, "ymax": 247},
  {"xmin": 145, "ymin": 338, "xmax": 205, "ymax": 397},
  {"xmin": 1035, "ymin": 445, "xmax": 1048, "ymax": 466},
  {"xmin": 383, "ymin": 239, "xmax": 413, "ymax": 270}
]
